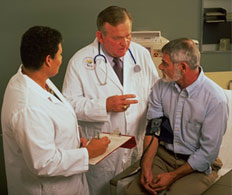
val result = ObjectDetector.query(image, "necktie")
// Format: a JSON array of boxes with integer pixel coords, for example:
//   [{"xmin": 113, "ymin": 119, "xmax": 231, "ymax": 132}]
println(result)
[{"xmin": 113, "ymin": 57, "xmax": 123, "ymax": 85}]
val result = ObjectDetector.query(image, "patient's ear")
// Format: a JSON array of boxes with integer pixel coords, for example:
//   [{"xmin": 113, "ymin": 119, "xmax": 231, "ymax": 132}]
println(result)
[{"xmin": 179, "ymin": 62, "xmax": 188, "ymax": 73}]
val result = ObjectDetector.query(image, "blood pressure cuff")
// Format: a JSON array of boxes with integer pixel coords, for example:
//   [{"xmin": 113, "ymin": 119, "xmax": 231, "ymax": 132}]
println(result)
[{"xmin": 145, "ymin": 116, "xmax": 173, "ymax": 144}]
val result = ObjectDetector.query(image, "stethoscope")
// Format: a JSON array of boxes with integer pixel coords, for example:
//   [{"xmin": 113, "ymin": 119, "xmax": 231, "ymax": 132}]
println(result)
[{"xmin": 94, "ymin": 42, "xmax": 141, "ymax": 85}]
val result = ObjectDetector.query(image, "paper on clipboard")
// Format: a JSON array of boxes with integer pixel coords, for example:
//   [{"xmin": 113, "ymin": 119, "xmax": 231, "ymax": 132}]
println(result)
[{"xmin": 89, "ymin": 132, "xmax": 136, "ymax": 165}]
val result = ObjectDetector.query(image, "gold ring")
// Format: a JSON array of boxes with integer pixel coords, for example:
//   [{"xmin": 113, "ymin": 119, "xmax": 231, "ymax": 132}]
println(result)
[{"xmin": 123, "ymin": 105, "xmax": 127, "ymax": 110}]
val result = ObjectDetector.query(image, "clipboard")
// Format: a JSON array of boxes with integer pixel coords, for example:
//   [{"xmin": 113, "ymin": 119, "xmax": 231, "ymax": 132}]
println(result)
[{"xmin": 89, "ymin": 132, "xmax": 136, "ymax": 165}]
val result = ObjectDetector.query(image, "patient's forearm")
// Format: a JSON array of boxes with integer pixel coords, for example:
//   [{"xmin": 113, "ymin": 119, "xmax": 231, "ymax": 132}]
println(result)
[
  {"xmin": 171, "ymin": 162, "xmax": 194, "ymax": 182},
  {"xmin": 142, "ymin": 136, "xmax": 159, "ymax": 168}
]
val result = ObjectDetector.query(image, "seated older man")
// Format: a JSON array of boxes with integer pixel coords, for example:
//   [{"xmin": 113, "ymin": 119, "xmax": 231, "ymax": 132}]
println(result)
[{"xmin": 125, "ymin": 38, "xmax": 229, "ymax": 195}]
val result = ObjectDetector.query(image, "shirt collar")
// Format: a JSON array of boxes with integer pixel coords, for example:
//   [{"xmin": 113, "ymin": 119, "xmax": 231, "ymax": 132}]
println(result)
[
  {"xmin": 173, "ymin": 66, "xmax": 205, "ymax": 98},
  {"xmin": 101, "ymin": 44, "xmax": 124, "ymax": 68}
]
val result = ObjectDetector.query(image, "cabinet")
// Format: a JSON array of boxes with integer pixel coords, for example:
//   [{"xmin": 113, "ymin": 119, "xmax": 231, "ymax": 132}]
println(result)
[{"xmin": 201, "ymin": 0, "xmax": 232, "ymax": 52}]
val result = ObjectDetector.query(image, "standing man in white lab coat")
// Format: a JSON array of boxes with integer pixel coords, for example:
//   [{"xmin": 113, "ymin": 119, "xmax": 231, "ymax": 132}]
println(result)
[
  {"xmin": 62, "ymin": 6, "xmax": 159, "ymax": 195},
  {"xmin": 1, "ymin": 26, "xmax": 110, "ymax": 195}
]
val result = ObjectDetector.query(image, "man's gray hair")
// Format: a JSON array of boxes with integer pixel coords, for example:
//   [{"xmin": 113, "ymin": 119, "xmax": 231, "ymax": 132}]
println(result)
[{"xmin": 161, "ymin": 38, "xmax": 200, "ymax": 70}]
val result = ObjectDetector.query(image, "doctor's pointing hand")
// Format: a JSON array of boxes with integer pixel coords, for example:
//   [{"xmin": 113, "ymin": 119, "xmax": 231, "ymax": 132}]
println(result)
[{"xmin": 106, "ymin": 94, "xmax": 138, "ymax": 112}]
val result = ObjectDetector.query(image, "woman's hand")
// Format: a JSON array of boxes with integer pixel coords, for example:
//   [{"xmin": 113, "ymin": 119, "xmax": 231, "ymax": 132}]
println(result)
[{"xmin": 86, "ymin": 136, "xmax": 111, "ymax": 158}]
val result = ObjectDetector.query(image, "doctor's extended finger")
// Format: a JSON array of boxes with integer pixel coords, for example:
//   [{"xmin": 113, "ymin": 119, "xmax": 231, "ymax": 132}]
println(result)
[
  {"xmin": 124, "ymin": 99, "xmax": 138, "ymax": 105},
  {"xmin": 120, "ymin": 94, "xmax": 137, "ymax": 99}
]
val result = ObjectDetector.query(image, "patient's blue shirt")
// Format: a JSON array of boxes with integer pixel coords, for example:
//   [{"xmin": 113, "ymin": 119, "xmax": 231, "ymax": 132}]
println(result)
[{"xmin": 147, "ymin": 67, "xmax": 229, "ymax": 174}]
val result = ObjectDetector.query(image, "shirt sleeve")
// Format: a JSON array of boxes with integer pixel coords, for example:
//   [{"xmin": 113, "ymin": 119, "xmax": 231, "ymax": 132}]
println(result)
[
  {"xmin": 10, "ymin": 107, "xmax": 89, "ymax": 177},
  {"xmin": 188, "ymin": 101, "xmax": 229, "ymax": 174},
  {"xmin": 147, "ymin": 79, "xmax": 164, "ymax": 120}
]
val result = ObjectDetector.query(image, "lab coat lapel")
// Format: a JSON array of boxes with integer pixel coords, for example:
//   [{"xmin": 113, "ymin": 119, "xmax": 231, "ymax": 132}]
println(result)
[
  {"xmin": 122, "ymin": 50, "xmax": 134, "ymax": 89},
  {"xmin": 46, "ymin": 79, "xmax": 75, "ymax": 114},
  {"xmin": 105, "ymin": 61, "xmax": 123, "ymax": 91},
  {"xmin": 95, "ymin": 59, "xmax": 123, "ymax": 91},
  {"xmin": 20, "ymin": 68, "xmax": 59, "ymax": 104}
]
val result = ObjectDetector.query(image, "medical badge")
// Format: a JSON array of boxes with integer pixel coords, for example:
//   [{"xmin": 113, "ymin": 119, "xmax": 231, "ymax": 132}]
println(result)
[{"xmin": 83, "ymin": 57, "xmax": 94, "ymax": 70}]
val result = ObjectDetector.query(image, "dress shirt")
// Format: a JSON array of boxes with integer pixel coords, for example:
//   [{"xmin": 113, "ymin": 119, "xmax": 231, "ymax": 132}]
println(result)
[{"xmin": 147, "ymin": 67, "xmax": 229, "ymax": 174}]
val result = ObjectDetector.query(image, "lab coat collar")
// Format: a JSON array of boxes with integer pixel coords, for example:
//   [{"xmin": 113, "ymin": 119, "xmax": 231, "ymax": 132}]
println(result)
[
  {"xmin": 101, "ymin": 46, "xmax": 124, "ymax": 68},
  {"xmin": 46, "ymin": 79, "xmax": 76, "ymax": 112},
  {"xmin": 18, "ymin": 66, "xmax": 74, "ymax": 113},
  {"xmin": 17, "ymin": 66, "xmax": 58, "ymax": 103}
]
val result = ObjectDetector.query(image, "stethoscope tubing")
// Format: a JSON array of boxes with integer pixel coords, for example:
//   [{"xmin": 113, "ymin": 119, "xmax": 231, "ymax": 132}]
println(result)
[
  {"xmin": 94, "ymin": 42, "xmax": 137, "ymax": 65},
  {"xmin": 94, "ymin": 42, "xmax": 108, "ymax": 64},
  {"xmin": 93, "ymin": 42, "xmax": 140, "ymax": 85},
  {"xmin": 128, "ymin": 48, "xmax": 137, "ymax": 65}
]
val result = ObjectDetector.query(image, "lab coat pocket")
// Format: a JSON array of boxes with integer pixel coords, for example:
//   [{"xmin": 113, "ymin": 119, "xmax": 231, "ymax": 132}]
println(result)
[{"xmin": 40, "ymin": 175, "xmax": 81, "ymax": 195}]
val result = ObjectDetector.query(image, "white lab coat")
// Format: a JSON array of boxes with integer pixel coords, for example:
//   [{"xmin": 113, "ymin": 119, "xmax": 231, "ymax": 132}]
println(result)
[
  {"xmin": 1, "ymin": 66, "xmax": 89, "ymax": 195},
  {"xmin": 62, "ymin": 38, "xmax": 159, "ymax": 194}
]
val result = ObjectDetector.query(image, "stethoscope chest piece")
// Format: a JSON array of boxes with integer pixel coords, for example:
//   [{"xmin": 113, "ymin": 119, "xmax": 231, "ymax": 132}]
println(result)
[{"xmin": 134, "ymin": 64, "xmax": 141, "ymax": 72}]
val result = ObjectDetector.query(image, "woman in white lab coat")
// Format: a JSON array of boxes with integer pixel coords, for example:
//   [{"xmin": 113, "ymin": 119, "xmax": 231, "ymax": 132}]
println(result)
[
  {"xmin": 1, "ymin": 26, "xmax": 110, "ymax": 195},
  {"xmin": 62, "ymin": 6, "xmax": 159, "ymax": 195}
]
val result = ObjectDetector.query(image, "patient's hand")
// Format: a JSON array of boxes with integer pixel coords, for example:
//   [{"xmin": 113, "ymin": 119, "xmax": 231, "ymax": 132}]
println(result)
[
  {"xmin": 141, "ymin": 167, "xmax": 156, "ymax": 194},
  {"xmin": 149, "ymin": 172, "xmax": 175, "ymax": 193}
]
